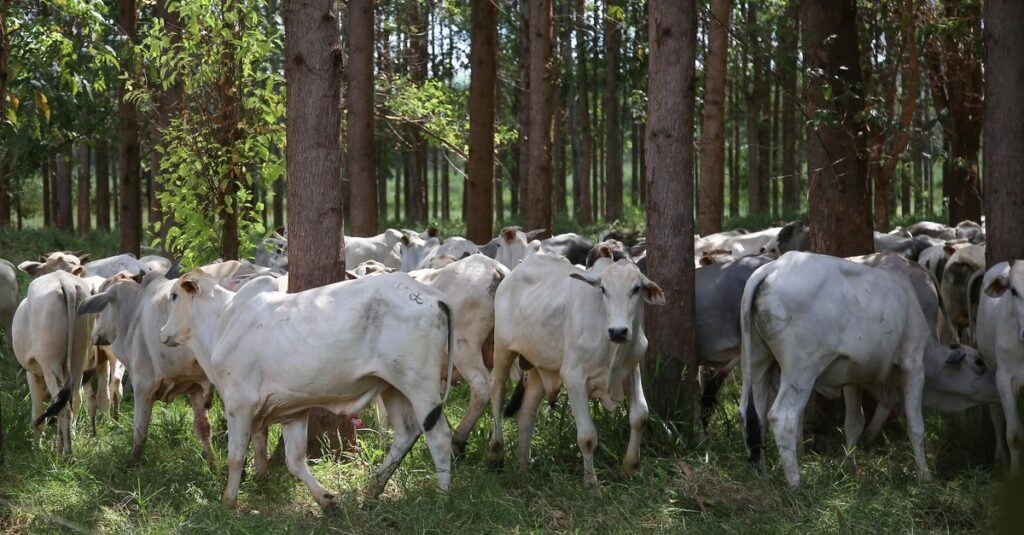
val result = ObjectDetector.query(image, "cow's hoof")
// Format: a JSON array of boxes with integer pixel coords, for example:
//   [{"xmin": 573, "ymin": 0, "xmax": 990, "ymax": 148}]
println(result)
[
  {"xmin": 586, "ymin": 481, "xmax": 603, "ymax": 499},
  {"xmin": 320, "ymin": 495, "xmax": 340, "ymax": 514},
  {"xmin": 622, "ymin": 460, "xmax": 640, "ymax": 476},
  {"xmin": 222, "ymin": 496, "xmax": 238, "ymax": 509}
]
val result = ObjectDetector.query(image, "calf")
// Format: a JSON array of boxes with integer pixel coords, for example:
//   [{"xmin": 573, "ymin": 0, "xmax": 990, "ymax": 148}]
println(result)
[
  {"xmin": 12, "ymin": 270, "xmax": 94, "ymax": 455},
  {"xmin": 489, "ymin": 255, "xmax": 664, "ymax": 491},
  {"xmin": 159, "ymin": 271, "xmax": 454, "ymax": 509},
  {"xmin": 740, "ymin": 252, "xmax": 932, "ymax": 487}
]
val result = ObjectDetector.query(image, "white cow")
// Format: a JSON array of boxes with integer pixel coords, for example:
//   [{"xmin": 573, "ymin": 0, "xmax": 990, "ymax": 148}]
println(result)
[
  {"xmin": 12, "ymin": 270, "xmax": 95, "ymax": 455},
  {"xmin": 1, "ymin": 258, "xmax": 17, "ymax": 358},
  {"xmin": 158, "ymin": 270, "xmax": 454, "ymax": 509},
  {"xmin": 344, "ymin": 229, "xmax": 404, "ymax": 269},
  {"xmin": 739, "ymin": 252, "xmax": 932, "ymax": 487},
  {"xmin": 721, "ymin": 227, "xmax": 781, "ymax": 258},
  {"xmin": 492, "ymin": 226, "xmax": 546, "ymax": 270},
  {"xmin": 407, "ymin": 255, "xmax": 509, "ymax": 455},
  {"xmin": 489, "ymin": 255, "xmax": 664, "ymax": 491},
  {"xmin": 17, "ymin": 251, "xmax": 85, "ymax": 278},
  {"xmin": 974, "ymin": 261, "xmax": 1024, "ymax": 469},
  {"xmin": 77, "ymin": 262, "xmax": 254, "ymax": 468},
  {"xmin": 400, "ymin": 235, "xmax": 483, "ymax": 272}
]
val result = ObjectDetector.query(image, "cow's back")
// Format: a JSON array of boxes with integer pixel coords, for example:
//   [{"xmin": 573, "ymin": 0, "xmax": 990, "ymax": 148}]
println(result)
[{"xmin": 695, "ymin": 255, "xmax": 772, "ymax": 365}]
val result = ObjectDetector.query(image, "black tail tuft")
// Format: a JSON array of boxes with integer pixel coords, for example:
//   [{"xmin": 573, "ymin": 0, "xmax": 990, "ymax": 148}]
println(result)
[
  {"xmin": 422, "ymin": 404, "xmax": 444, "ymax": 432},
  {"xmin": 82, "ymin": 368, "xmax": 96, "ymax": 389},
  {"xmin": 744, "ymin": 393, "xmax": 763, "ymax": 467},
  {"xmin": 503, "ymin": 378, "xmax": 525, "ymax": 418},
  {"xmin": 35, "ymin": 378, "xmax": 74, "ymax": 427}
]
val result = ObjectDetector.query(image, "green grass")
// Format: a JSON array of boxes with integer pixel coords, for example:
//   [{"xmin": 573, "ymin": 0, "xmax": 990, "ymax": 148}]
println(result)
[{"xmin": 0, "ymin": 226, "xmax": 1006, "ymax": 534}]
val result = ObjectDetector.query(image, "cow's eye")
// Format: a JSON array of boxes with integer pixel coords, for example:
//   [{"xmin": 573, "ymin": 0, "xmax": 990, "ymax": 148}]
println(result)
[
  {"xmin": 599, "ymin": 285, "xmax": 606, "ymax": 295},
  {"xmin": 171, "ymin": 293, "xmax": 178, "ymax": 302},
  {"xmin": 631, "ymin": 285, "xmax": 641, "ymax": 296}
]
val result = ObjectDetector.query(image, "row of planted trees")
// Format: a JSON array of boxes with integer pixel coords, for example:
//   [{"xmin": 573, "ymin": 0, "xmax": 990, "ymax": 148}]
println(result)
[{"xmin": 0, "ymin": 0, "xmax": 993, "ymax": 263}]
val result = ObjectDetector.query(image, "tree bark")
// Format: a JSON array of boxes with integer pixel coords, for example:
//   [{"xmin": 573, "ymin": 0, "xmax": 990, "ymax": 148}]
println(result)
[
  {"xmin": 645, "ymin": 0, "xmax": 698, "ymax": 427},
  {"xmin": 467, "ymin": 0, "xmax": 497, "ymax": 244},
  {"xmin": 781, "ymin": 0, "xmax": 800, "ymax": 214},
  {"xmin": 347, "ymin": 0, "xmax": 376, "ymax": 236},
  {"xmin": 603, "ymin": 0, "xmax": 623, "ymax": 221},
  {"xmin": 697, "ymin": 0, "xmax": 730, "ymax": 235},
  {"xmin": 745, "ymin": 3, "xmax": 768, "ymax": 216},
  {"xmin": 983, "ymin": 0, "xmax": 1024, "ymax": 266},
  {"xmin": 96, "ymin": 139, "xmax": 110, "ymax": 232},
  {"xmin": 515, "ymin": 0, "xmax": 530, "ymax": 219},
  {"xmin": 284, "ymin": 0, "xmax": 354, "ymax": 458},
  {"xmin": 42, "ymin": 158, "xmax": 52, "ymax": 227},
  {"xmin": 0, "ymin": 160, "xmax": 8, "ymax": 228},
  {"xmin": 574, "ymin": 0, "xmax": 592, "ymax": 225},
  {"xmin": 118, "ymin": 0, "xmax": 142, "ymax": 256},
  {"xmin": 55, "ymin": 146, "xmax": 74, "ymax": 233},
  {"xmin": 729, "ymin": 74, "xmax": 739, "ymax": 218},
  {"xmin": 76, "ymin": 142, "xmax": 91, "ymax": 235},
  {"xmin": 526, "ymin": 0, "xmax": 553, "ymax": 237},
  {"xmin": 803, "ymin": 0, "xmax": 874, "ymax": 257}
]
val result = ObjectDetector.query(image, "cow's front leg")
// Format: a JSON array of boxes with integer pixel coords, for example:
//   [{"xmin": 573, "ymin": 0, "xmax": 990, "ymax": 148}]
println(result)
[
  {"xmin": 623, "ymin": 365, "xmax": 648, "ymax": 475},
  {"xmin": 901, "ymin": 368, "xmax": 932, "ymax": 482},
  {"xmin": 189, "ymin": 390, "xmax": 216, "ymax": 471},
  {"xmin": 564, "ymin": 376, "xmax": 601, "ymax": 495},
  {"xmin": 996, "ymin": 371, "xmax": 1022, "ymax": 471},
  {"xmin": 223, "ymin": 410, "xmax": 253, "ymax": 508}
]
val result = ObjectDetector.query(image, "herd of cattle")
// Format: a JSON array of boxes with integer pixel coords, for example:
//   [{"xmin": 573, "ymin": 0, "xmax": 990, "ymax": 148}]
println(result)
[{"xmin": 0, "ymin": 217, "xmax": 1021, "ymax": 510}]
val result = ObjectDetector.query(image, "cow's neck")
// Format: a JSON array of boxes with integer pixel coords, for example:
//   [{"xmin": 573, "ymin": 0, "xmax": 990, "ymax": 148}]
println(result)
[
  {"xmin": 188, "ymin": 286, "xmax": 234, "ymax": 366},
  {"xmin": 114, "ymin": 285, "xmax": 144, "ymax": 360}
]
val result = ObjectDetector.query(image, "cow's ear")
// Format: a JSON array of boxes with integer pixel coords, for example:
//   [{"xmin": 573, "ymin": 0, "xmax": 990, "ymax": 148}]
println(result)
[
  {"xmin": 401, "ymin": 235, "xmax": 411, "ymax": 246},
  {"xmin": 699, "ymin": 255, "xmax": 715, "ymax": 267},
  {"xmin": 344, "ymin": 270, "xmax": 359, "ymax": 280},
  {"xmin": 78, "ymin": 291, "xmax": 115, "ymax": 315},
  {"xmin": 427, "ymin": 227, "xmax": 439, "ymax": 238},
  {"xmin": 526, "ymin": 229, "xmax": 547, "ymax": 241},
  {"xmin": 640, "ymin": 276, "xmax": 666, "ymax": 306},
  {"xmin": 985, "ymin": 275, "xmax": 1011, "ymax": 298},
  {"xmin": 78, "ymin": 254, "xmax": 90, "ymax": 264},
  {"xmin": 181, "ymin": 279, "xmax": 201, "ymax": 295},
  {"xmin": 502, "ymin": 228, "xmax": 517, "ymax": 242},
  {"xmin": 569, "ymin": 271, "xmax": 601, "ymax": 288},
  {"xmin": 72, "ymin": 265, "xmax": 86, "ymax": 277},
  {"xmin": 130, "ymin": 272, "xmax": 145, "ymax": 284},
  {"xmin": 18, "ymin": 261, "xmax": 43, "ymax": 276},
  {"xmin": 943, "ymin": 244, "xmax": 957, "ymax": 256}
]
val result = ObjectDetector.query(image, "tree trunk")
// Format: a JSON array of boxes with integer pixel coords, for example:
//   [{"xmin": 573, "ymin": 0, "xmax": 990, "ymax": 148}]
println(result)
[
  {"xmin": 42, "ymin": 158, "xmax": 52, "ymax": 227},
  {"xmin": 515, "ymin": 0, "xmax": 530, "ymax": 219},
  {"xmin": 76, "ymin": 142, "xmax": 91, "ymax": 235},
  {"xmin": 347, "ymin": 0, "xmax": 376, "ymax": 236},
  {"xmin": 697, "ymin": 0, "xmax": 730, "ymax": 235},
  {"xmin": 118, "ymin": 0, "xmax": 142, "ymax": 256},
  {"xmin": 467, "ymin": 0, "xmax": 497, "ymax": 244},
  {"xmin": 630, "ymin": 121, "xmax": 639, "ymax": 206},
  {"xmin": 729, "ymin": 74, "xmax": 739, "ymax": 219},
  {"xmin": 0, "ymin": 160, "xmax": 8, "ymax": 228},
  {"xmin": 574, "ymin": 0, "xmax": 592, "ymax": 225},
  {"xmin": 603, "ymin": 0, "xmax": 623, "ymax": 221},
  {"xmin": 527, "ymin": 0, "xmax": 553, "ymax": 236},
  {"xmin": 745, "ymin": 3, "xmax": 767, "ymax": 217},
  {"xmin": 55, "ymin": 146, "xmax": 74, "ymax": 233},
  {"xmin": 645, "ymin": 0, "xmax": 698, "ymax": 427},
  {"xmin": 284, "ymin": 0, "xmax": 354, "ymax": 458},
  {"xmin": 803, "ymin": 0, "xmax": 874, "ymax": 257},
  {"xmin": 983, "ymin": 0, "xmax": 1024, "ymax": 266},
  {"xmin": 95, "ymin": 139, "xmax": 110, "ymax": 232},
  {"xmin": 781, "ymin": 0, "xmax": 800, "ymax": 215}
]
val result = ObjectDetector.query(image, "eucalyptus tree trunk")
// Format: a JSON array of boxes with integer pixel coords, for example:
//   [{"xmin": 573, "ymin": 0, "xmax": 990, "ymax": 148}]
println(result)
[
  {"xmin": 76, "ymin": 142, "xmax": 91, "ymax": 235},
  {"xmin": 603, "ymin": 0, "xmax": 623, "ymax": 221},
  {"xmin": 347, "ymin": 0, "xmax": 377, "ymax": 236},
  {"xmin": 526, "ymin": 0, "xmax": 553, "ymax": 237},
  {"xmin": 118, "ymin": 0, "xmax": 142, "ymax": 255},
  {"xmin": 574, "ymin": 0, "xmax": 592, "ymax": 225},
  {"xmin": 697, "ymin": 0, "xmax": 730, "ymax": 235},
  {"xmin": 466, "ymin": 0, "xmax": 497, "ymax": 244},
  {"xmin": 96, "ymin": 139, "xmax": 110, "ymax": 232}
]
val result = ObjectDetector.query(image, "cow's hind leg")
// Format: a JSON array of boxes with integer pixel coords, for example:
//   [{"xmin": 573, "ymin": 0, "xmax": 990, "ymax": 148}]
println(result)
[
  {"xmin": 83, "ymin": 375, "xmax": 97, "ymax": 437},
  {"xmin": 252, "ymin": 427, "xmax": 269, "ymax": 477},
  {"xmin": 27, "ymin": 372, "xmax": 46, "ymax": 447},
  {"xmin": 222, "ymin": 409, "xmax": 254, "ymax": 508},
  {"xmin": 767, "ymin": 377, "xmax": 814, "ymax": 488},
  {"xmin": 842, "ymin": 386, "xmax": 865, "ymax": 475},
  {"xmin": 95, "ymin": 348, "xmax": 111, "ymax": 413},
  {"xmin": 366, "ymin": 388, "xmax": 422, "ymax": 498},
  {"xmin": 451, "ymin": 356, "xmax": 490, "ymax": 458},
  {"xmin": 623, "ymin": 365, "xmax": 649, "ymax": 475},
  {"xmin": 487, "ymin": 340, "xmax": 516, "ymax": 468},
  {"xmin": 515, "ymin": 369, "xmax": 546, "ymax": 472},
  {"xmin": 189, "ymin": 390, "xmax": 216, "ymax": 471},
  {"xmin": 410, "ymin": 391, "xmax": 453, "ymax": 494},
  {"xmin": 990, "ymin": 403, "xmax": 1009, "ymax": 466},
  {"xmin": 281, "ymin": 416, "xmax": 336, "ymax": 510}
]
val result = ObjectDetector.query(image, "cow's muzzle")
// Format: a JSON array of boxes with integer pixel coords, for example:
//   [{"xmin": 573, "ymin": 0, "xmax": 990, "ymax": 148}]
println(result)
[
  {"xmin": 160, "ymin": 334, "xmax": 180, "ymax": 347},
  {"xmin": 608, "ymin": 327, "xmax": 629, "ymax": 344}
]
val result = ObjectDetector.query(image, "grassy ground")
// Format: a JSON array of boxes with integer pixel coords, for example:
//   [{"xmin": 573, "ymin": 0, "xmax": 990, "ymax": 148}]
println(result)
[{"xmin": 0, "ymin": 227, "xmax": 1006, "ymax": 534}]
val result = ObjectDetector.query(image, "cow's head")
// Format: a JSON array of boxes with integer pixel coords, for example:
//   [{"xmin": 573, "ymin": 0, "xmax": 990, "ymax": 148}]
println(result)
[
  {"xmin": 18, "ymin": 251, "xmax": 87, "ymax": 278},
  {"xmin": 399, "ymin": 234, "xmax": 440, "ymax": 272},
  {"xmin": 570, "ymin": 259, "xmax": 665, "ymax": 344},
  {"xmin": 78, "ymin": 271, "xmax": 145, "ymax": 346},
  {"xmin": 495, "ymin": 226, "xmax": 545, "ymax": 270},
  {"xmin": 160, "ymin": 270, "xmax": 211, "ymax": 347},
  {"xmin": 926, "ymin": 343, "xmax": 999, "ymax": 405},
  {"xmin": 984, "ymin": 261, "xmax": 1024, "ymax": 342}
]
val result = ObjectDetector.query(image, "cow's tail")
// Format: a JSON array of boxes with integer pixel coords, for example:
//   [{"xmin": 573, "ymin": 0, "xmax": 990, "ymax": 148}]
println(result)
[
  {"xmin": 927, "ymin": 268, "xmax": 960, "ymax": 345},
  {"xmin": 423, "ymin": 300, "xmax": 454, "ymax": 432},
  {"xmin": 35, "ymin": 279, "xmax": 84, "ymax": 427},
  {"xmin": 503, "ymin": 377, "xmax": 526, "ymax": 418},
  {"xmin": 739, "ymin": 263, "xmax": 773, "ymax": 470},
  {"xmin": 966, "ymin": 268, "xmax": 986, "ymax": 346}
]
